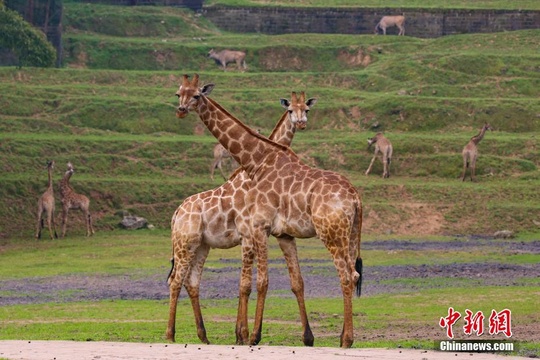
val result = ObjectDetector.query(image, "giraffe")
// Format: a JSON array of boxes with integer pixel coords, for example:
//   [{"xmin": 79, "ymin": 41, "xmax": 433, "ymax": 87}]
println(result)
[
  {"xmin": 174, "ymin": 74, "xmax": 362, "ymax": 348},
  {"xmin": 461, "ymin": 123, "xmax": 493, "ymax": 182},
  {"xmin": 365, "ymin": 132, "xmax": 393, "ymax": 178},
  {"xmin": 210, "ymin": 143, "xmax": 235, "ymax": 181},
  {"xmin": 59, "ymin": 162, "xmax": 95, "ymax": 237},
  {"xmin": 166, "ymin": 91, "xmax": 317, "ymax": 346},
  {"xmin": 35, "ymin": 160, "xmax": 58, "ymax": 240}
]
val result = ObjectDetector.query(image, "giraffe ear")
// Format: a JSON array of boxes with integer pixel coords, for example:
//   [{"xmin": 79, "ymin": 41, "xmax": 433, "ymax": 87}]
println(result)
[
  {"xmin": 280, "ymin": 98, "xmax": 290, "ymax": 109},
  {"xmin": 306, "ymin": 98, "xmax": 317, "ymax": 107},
  {"xmin": 200, "ymin": 83, "xmax": 215, "ymax": 96}
]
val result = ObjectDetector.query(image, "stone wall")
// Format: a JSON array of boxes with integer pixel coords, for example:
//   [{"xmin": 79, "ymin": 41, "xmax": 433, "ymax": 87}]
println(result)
[{"xmin": 201, "ymin": 6, "xmax": 540, "ymax": 38}]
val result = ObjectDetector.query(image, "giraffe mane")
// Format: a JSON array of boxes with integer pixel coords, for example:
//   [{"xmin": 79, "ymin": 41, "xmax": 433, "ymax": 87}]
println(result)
[{"xmin": 204, "ymin": 96, "xmax": 295, "ymax": 156}]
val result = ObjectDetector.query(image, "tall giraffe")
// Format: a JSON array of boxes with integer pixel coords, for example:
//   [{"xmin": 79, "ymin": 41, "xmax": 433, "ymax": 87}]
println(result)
[
  {"xmin": 461, "ymin": 123, "xmax": 493, "ymax": 182},
  {"xmin": 365, "ymin": 132, "xmax": 393, "ymax": 178},
  {"xmin": 167, "ymin": 92, "xmax": 317, "ymax": 346},
  {"xmin": 174, "ymin": 74, "xmax": 362, "ymax": 348},
  {"xmin": 59, "ymin": 162, "xmax": 95, "ymax": 237},
  {"xmin": 210, "ymin": 143, "xmax": 235, "ymax": 181},
  {"xmin": 35, "ymin": 160, "xmax": 58, "ymax": 240}
]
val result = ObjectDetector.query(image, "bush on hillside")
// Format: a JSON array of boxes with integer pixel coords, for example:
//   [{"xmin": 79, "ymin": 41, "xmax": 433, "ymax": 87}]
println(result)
[{"xmin": 0, "ymin": 7, "xmax": 56, "ymax": 67}]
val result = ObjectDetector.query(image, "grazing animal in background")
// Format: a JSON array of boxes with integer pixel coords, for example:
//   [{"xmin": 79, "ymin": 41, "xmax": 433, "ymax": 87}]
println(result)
[
  {"xmin": 35, "ymin": 160, "xmax": 58, "ymax": 240},
  {"xmin": 59, "ymin": 162, "xmax": 95, "ymax": 237},
  {"xmin": 461, "ymin": 123, "xmax": 493, "ymax": 182},
  {"xmin": 207, "ymin": 49, "xmax": 247, "ymax": 70},
  {"xmin": 210, "ymin": 143, "xmax": 237, "ymax": 181},
  {"xmin": 374, "ymin": 15, "xmax": 405, "ymax": 35},
  {"xmin": 166, "ymin": 91, "xmax": 317, "ymax": 346},
  {"xmin": 174, "ymin": 74, "xmax": 362, "ymax": 348},
  {"xmin": 365, "ymin": 133, "xmax": 393, "ymax": 178}
]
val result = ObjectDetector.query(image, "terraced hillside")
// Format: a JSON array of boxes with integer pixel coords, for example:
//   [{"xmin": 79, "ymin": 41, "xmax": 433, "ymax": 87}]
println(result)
[{"xmin": 0, "ymin": 3, "xmax": 538, "ymax": 239}]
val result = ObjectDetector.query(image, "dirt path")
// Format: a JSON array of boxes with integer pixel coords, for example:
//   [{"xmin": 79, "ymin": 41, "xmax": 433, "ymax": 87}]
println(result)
[
  {"xmin": 0, "ymin": 340, "xmax": 530, "ymax": 360},
  {"xmin": 1, "ymin": 239, "xmax": 538, "ymax": 305}
]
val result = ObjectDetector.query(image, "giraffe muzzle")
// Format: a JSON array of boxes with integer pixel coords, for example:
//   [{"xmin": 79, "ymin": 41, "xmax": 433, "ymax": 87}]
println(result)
[
  {"xmin": 176, "ymin": 106, "xmax": 189, "ymax": 118},
  {"xmin": 297, "ymin": 121, "xmax": 307, "ymax": 130}
]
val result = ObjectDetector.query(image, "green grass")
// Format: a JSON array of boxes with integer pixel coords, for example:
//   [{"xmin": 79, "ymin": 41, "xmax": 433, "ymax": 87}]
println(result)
[{"xmin": 0, "ymin": 232, "xmax": 538, "ymax": 356}]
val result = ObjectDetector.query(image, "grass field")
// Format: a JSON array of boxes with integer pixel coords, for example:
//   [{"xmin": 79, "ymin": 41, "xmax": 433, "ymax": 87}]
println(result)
[{"xmin": 0, "ymin": 231, "xmax": 538, "ymax": 356}]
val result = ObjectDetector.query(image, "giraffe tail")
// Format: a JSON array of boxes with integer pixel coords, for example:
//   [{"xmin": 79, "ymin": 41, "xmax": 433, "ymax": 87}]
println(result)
[
  {"xmin": 355, "ymin": 258, "xmax": 363, "ymax": 297},
  {"xmin": 354, "ymin": 200, "xmax": 363, "ymax": 297},
  {"xmin": 166, "ymin": 257, "xmax": 175, "ymax": 286}
]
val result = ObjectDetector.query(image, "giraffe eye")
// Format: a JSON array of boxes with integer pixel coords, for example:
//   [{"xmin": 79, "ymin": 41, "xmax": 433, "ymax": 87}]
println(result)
[
  {"xmin": 288, "ymin": 110, "xmax": 293, "ymax": 114},
  {"xmin": 305, "ymin": 109, "xmax": 310, "ymax": 113},
  {"xmin": 175, "ymin": 94, "xmax": 180, "ymax": 98},
  {"xmin": 193, "ymin": 95, "xmax": 201, "ymax": 100}
]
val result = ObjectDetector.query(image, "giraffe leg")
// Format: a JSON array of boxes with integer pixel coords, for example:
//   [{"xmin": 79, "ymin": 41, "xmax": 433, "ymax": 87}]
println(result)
[
  {"xmin": 318, "ymin": 217, "xmax": 358, "ymax": 348},
  {"xmin": 218, "ymin": 162, "xmax": 228, "ymax": 181},
  {"xmin": 185, "ymin": 244, "xmax": 211, "ymax": 344},
  {"xmin": 470, "ymin": 158, "xmax": 477, "ymax": 181},
  {"xmin": 35, "ymin": 206, "xmax": 43, "ymax": 240},
  {"xmin": 88, "ymin": 211, "xmax": 95, "ymax": 236},
  {"xmin": 461, "ymin": 156, "xmax": 468, "ymax": 181},
  {"xmin": 210, "ymin": 159, "xmax": 219, "ymax": 180},
  {"xmin": 332, "ymin": 247, "xmax": 356, "ymax": 348},
  {"xmin": 382, "ymin": 154, "xmax": 388, "ymax": 178},
  {"xmin": 167, "ymin": 226, "xmax": 202, "ymax": 342},
  {"xmin": 249, "ymin": 224, "xmax": 270, "ymax": 346},
  {"xmin": 277, "ymin": 236, "xmax": 314, "ymax": 346},
  {"xmin": 61, "ymin": 207, "xmax": 69, "ymax": 238},
  {"xmin": 46, "ymin": 209, "xmax": 55, "ymax": 240},
  {"xmin": 365, "ymin": 149, "xmax": 378, "ymax": 176},
  {"xmin": 51, "ymin": 209, "xmax": 58, "ymax": 239},
  {"xmin": 236, "ymin": 235, "xmax": 255, "ymax": 345}
]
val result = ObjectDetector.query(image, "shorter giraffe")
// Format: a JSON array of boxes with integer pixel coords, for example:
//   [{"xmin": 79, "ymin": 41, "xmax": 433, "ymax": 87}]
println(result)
[
  {"xmin": 365, "ymin": 132, "xmax": 393, "ymax": 178},
  {"xmin": 461, "ymin": 123, "xmax": 493, "ymax": 182},
  {"xmin": 210, "ymin": 143, "xmax": 237, "ymax": 181},
  {"xmin": 35, "ymin": 160, "xmax": 58, "ymax": 240},
  {"xmin": 59, "ymin": 162, "xmax": 95, "ymax": 237}
]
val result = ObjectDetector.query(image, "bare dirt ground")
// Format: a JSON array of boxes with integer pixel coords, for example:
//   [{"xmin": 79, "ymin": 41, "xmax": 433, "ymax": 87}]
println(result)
[
  {"xmin": 0, "ymin": 238, "xmax": 538, "ymax": 360},
  {"xmin": 0, "ymin": 340, "xmax": 531, "ymax": 360}
]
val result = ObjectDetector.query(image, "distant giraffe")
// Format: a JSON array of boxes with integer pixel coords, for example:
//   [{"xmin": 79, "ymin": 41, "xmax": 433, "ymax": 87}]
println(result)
[
  {"xmin": 461, "ymin": 123, "xmax": 493, "ymax": 181},
  {"xmin": 174, "ymin": 74, "xmax": 362, "ymax": 348},
  {"xmin": 210, "ymin": 143, "xmax": 236, "ymax": 181},
  {"xmin": 167, "ymin": 91, "xmax": 317, "ymax": 345},
  {"xmin": 365, "ymin": 132, "xmax": 393, "ymax": 178},
  {"xmin": 59, "ymin": 162, "xmax": 95, "ymax": 237},
  {"xmin": 35, "ymin": 160, "xmax": 58, "ymax": 240}
]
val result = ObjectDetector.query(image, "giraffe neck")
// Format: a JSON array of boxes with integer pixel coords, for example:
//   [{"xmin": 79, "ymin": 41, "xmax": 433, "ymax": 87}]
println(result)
[
  {"xmin": 471, "ymin": 127, "xmax": 487, "ymax": 145},
  {"xmin": 199, "ymin": 96, "xmax": 289, "ymax": 175},
  {"xmin": 47, "ymin": 166, "xmax": 54, "ymax": 192},
  {"xmin": 268, "ymin": 110, "xmax": 295, "ymax": 146},
  {"xmin": 60, "ymin": 171, "xmax": 73, "ymax": 196}
]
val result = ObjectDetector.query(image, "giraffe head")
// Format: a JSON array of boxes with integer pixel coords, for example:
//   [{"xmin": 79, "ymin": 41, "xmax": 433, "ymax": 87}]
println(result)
[
  {"xmin": 280, "ymin": 91, "xmax": 317, "ymax": 130},
  {"xmin": 483, "ymin": 123, "xmax": 493, "ymax": 132},
  {"xmin": 66, "ymin": 162, "xmax": 74, "ymax": 174},
  {"xmin": 367, "ymin": 132, "xmax": 383, "ymax": 149},
  {"xmin": 175, "ymin": 74, "xmax": 215, "ymax": 119},
  {"xmin": 46, "ymin": 160, "xmax": 55, "ymax": 169}
]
